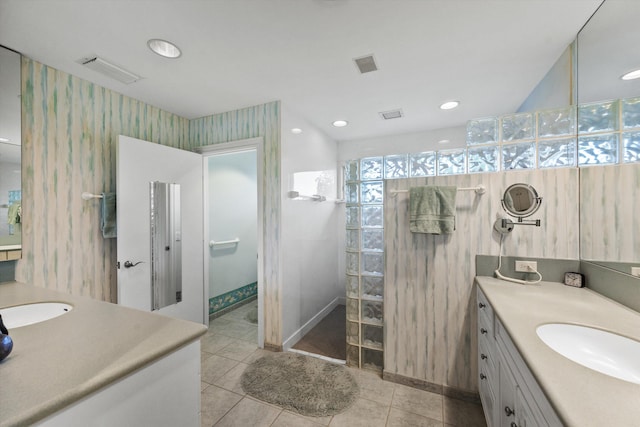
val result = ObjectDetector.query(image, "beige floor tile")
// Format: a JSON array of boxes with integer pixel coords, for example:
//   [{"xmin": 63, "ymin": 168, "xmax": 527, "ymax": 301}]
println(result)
[
  {"xmin": 242, "ymin": 348, "xmax": 273, "ymax": 364},
  {"xmin": 202, "ymin": 354, "xmax": 239, "ymax": 384},
  {"xmin": 271, "ymin": 411, "xmax": 328, "ymax": 427},
  {"xmin": 213, "ymin": 362, "xmax": 249, "ymax": 395},
  {"xmin": 201, "ymin": 333, "xmax": 236, "ymax": 354},
  {"xmin": 200, "ymin": 385, "xmax": 242, "ymax": 427},
  {"xmin": 288, "ymin": 411, "xmax": 333, "ymax": 426},
  {"xmin": 328, "ymin": 398, "xmax": 389, "ymax": 427},
  {"xmin": 443, "ymin": 397, "xmax": 486, "ymax": 427},
  {"xmin": 239, "ymin": 326, "xmax": 258, "ymax": 342},
  {"xmin": 214, "ymin": 396, "xmax": 281, "ymax": 427},
  {"xmin": 209, "ymin": 317, "xmax": 232, "ymax": 329},
  {"xmin": 348, "ymin": 368, "xmax": 395, "ymax": 406},
  {"xmin": 216, "ymin": 321, "xmax": 257, "ymax": 338},
  {"xmin": 392, "ymin": 385, "xmax": 443, "ymax": 421},
  {"xmin": 387, "ymin": 407, "xmax": 443, "ymax": 427},
  {"xmin": 201, "ymin": 350, "xmax": 215, "ymax": 363},
  {"xmin": 216, "ymin": 339, "xmax": 258, "ymax": 361}
]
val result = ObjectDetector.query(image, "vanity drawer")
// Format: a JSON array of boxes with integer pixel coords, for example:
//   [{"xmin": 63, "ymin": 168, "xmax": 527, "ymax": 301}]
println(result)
[
  {"xmin": 479, "ymin": 364, "xmax": 498, "ymax": 427},
  {"xmin": 477, "ymin": 288, "xmax": 494, "ymax": 339},
  {"xmin": 478, "ymin": 337, "xmax": 496, "ymax": 380}
]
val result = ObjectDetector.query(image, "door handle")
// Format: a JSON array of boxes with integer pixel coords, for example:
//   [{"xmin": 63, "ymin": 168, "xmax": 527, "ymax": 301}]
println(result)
[{"xmin": 123, "ymin": 261, "xmax": 144, "ymax": 268}]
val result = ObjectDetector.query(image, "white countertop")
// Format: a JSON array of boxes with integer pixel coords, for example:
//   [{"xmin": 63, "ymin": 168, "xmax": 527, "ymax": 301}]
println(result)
[
  {"xmin": 0, "ymin": 281, "xmax": 207, "ymax": 427},
  {"xmin": 476, "ymin": 276, "xmax": 640, "ymax": 427}
]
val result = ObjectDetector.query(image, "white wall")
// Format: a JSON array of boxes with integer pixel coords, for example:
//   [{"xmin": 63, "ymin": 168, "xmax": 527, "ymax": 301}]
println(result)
[
  {"xmin": 208, "ymin": 151, "xmax": 258, "ymax": 297},
  {"xmin": 338, "ymin": 125, "xmax": 466, "ymax": 163},
  {"xmin": 281, "ymin": 107, "xmax": 342, "ymax": 343},
  {"xmin": 517, "ymin": 44, "xmax": 573, "ymax": 113}
]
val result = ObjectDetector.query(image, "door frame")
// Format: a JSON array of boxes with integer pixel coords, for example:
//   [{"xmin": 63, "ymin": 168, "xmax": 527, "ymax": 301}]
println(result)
[{"xmin": 196, "ymin": 137, "xmax": 264, "ymax": 348}]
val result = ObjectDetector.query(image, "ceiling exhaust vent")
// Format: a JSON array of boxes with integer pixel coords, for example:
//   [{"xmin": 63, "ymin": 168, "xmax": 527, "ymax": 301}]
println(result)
[
  {"xmin": 354, "ymin": 55, "xmax": 378, "ymax": 74},
  {"xmin": 379, "ymin": 109, "xmax": 404, "ymax": 120},
  {"xmin": 78, "ymin": 56, "xmax": 141, "ymax": 84}
]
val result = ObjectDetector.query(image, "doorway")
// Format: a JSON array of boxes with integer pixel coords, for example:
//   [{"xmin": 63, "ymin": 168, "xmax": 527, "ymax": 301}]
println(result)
[{"xmin": 198, "ymin": 138, "xmax": 264, "ymax": 348}]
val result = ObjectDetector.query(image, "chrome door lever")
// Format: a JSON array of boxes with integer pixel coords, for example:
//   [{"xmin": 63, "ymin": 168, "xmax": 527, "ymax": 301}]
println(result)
[{"xmin": 123, "ymin": 261, "xmax": 144, "ymax": 268}]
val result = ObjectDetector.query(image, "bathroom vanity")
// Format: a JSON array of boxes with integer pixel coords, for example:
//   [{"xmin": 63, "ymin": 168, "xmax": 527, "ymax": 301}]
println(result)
[
  {"xmin": 476, "ymin": 276, "xmax": 640, "ymax": 427},
  {"xmin": 0, "ymin": 281, "xmax": 207, "ymax": 426}
]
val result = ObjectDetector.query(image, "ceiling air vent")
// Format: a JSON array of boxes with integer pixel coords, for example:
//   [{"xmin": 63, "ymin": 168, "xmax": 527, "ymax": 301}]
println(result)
[
  {"xmin": 379, "ymin": 109, "xmax": 404, "ymax": 120},
  {"xmin": 354, "ymin": 54, "xmax": 378, "ymax": 74},
  {"xmin": 78, "ymin": 56, "xmax": 141, "ymax": 84}
]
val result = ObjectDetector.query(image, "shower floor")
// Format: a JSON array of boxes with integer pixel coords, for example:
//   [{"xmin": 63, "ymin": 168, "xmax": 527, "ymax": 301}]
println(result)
[{"xmin": 292, "ymin": 304, "xmax": 346, "ymax": 360}]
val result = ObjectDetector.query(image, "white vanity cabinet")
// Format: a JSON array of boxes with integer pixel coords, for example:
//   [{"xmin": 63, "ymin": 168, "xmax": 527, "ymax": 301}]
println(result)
[
  {"xmin": 477, "ymin": 288, "xmax": 562, "ymax": 427},
  {"xmin": 477, "ymin": 288, "xmax": 499, "ymax": 425}
]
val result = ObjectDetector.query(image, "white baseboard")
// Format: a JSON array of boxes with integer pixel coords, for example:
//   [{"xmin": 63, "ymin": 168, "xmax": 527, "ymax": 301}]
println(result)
[
  {"xmin": 288, "ymin": 348, "xmax": 346, "ymax": 365},
  {"xmin": 283, "ymin": 296, "xmax": 343, "ymax": 350}
]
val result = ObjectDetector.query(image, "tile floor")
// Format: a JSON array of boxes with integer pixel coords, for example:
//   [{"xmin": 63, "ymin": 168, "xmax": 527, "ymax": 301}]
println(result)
[{"xmin": 201, "ymin": 302, "xmax": 487, "ymax": 427}]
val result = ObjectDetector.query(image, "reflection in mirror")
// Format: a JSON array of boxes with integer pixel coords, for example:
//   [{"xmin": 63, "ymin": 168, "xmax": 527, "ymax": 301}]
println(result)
[
  {"xmin": 577, "ymin": 0, "xmax": 640, "ymax": 104},
  {"xmin": 0, "ymin": 45, "xmax": 22, "ymax": 257},
  {"xmin": 577, "ymin": 0, "xmax": 640, "ymax": 275},
  {"xmin": 501, "ymin": 183, "xmax": 542, "ymax": 219}
]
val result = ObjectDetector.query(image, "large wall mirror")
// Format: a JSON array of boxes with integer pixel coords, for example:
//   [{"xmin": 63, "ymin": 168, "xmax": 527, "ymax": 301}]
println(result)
[
  {"xmin": 0, "ymin": 45, "xmax": 22, "ymax": 259},
  {"xmin": 577, "ymin": 0, "xmax": 640, "ymax": 275}
]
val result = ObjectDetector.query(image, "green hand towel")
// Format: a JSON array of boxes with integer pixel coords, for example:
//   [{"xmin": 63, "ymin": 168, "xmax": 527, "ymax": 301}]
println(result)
[
  {"xmin": 7, "ymin": 201, "xmax": 21, "ymax": 225},
  {"xmin": 101, "ymin": 192, "xmax": 117, "ymax": 238},
  {"xmin": 409, "ymin": 186, "xmax": 457, "ymax": 234}
]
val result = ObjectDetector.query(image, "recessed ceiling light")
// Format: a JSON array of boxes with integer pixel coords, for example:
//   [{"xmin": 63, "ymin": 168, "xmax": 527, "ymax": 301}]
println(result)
[
  {"xmin": 0, "ymin": 137, "xmax": 9, "ymax": 143},
  {"xmin": 438, "ymin": 139, "xmax": 450, "ymax": 144},
  {"xmin": 147, "ymin": 39, "xmax": 182, "ymax": 59},
  {"xmin": 291, "ymin": 128, "xmax": 303, "ymax": 134},
  {"xmin": 621, "ymin": 69, "xmax": 640, "ymax": 80},
  {"xmin": 332, "ymin": 120, "xmax": 348, "ymax": 127},
  {"xmin": 440, "ymin": 101, "xmax": 459, "ymax": 110}
]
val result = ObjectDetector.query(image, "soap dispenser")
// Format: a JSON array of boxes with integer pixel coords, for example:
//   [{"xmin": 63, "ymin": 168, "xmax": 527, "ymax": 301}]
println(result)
[{"xmin": 0, "ymin": 314, "xmax": 13, "ymax": 362}]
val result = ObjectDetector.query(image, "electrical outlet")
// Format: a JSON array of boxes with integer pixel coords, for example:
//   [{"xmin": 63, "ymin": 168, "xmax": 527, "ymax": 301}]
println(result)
[
  {"xmin": 515, "ymin": 260, "xmax": 538, "ymax": 272},
  {"xmin": 631, "ymin": 267, "xmax": 640, "ymax": 277}
]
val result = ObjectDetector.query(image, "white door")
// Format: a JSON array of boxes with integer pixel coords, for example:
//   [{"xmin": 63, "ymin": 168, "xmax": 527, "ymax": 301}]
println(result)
[{"xmin": 116, "ymin": 135, "xmax": 205, "ymax": 324}]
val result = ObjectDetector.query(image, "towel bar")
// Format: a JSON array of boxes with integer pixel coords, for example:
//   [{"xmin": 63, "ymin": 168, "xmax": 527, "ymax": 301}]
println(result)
[
  {"xmin": 81, "ymin": 192, "xmax": 104, "ymax": 200},
  {"xmin": 209, "ymin": 238, "xmax": 240, "ymax": 247},
  {"xmin": 390, "ymin": 185, "xmax": 486, "ymax": 196}
]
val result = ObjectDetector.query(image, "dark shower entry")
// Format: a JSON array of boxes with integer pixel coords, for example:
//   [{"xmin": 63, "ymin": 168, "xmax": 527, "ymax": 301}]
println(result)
[{"xmin": 292, "ymin": 305, "xmax": 346, "ymax": 360}]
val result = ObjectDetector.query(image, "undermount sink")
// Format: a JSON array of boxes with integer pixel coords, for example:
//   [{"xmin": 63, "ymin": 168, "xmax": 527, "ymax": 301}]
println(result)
[
  {"xmin": 0, "ymin": 302, "xmax": 73, "ymax": 329},
  {"xmin": 536, "ymin": 323, "xmax": 640, "ymax": 385}
]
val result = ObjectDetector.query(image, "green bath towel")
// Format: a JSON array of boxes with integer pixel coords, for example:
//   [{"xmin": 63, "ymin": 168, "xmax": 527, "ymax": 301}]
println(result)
[{"xmin": 409, "ymin": 186, "xmax": 457, "ymax": 234}]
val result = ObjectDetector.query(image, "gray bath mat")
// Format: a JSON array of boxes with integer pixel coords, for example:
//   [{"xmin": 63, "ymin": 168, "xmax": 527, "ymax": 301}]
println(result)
[
  {"xmin": 240, "ymin": 352, "xmax": 359, "ymax": 417},
  {"xmin": 244, "ymin": 306, "xmax": 258, "ymax": 324}
]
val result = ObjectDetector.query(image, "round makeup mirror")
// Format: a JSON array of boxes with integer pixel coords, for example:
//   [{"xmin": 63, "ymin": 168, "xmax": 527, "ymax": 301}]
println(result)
[{"xmin": 501, "ymin": 183, "xmax": 541, "ymax": 219}]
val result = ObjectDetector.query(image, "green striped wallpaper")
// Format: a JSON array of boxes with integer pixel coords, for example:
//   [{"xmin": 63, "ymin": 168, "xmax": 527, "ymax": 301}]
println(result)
[
  {"xmin": 16, "ymin": 58, "xmax": 190, "ymax": 302},
  {"xmin": 190, "ymin": 101, "xmax": 282, "ymax": 347}
]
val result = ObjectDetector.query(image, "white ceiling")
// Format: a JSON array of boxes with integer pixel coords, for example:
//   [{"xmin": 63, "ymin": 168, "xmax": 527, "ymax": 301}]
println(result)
[{"xmin": 0, "ymin": 0, "xmax": 602, "ymax": 142}]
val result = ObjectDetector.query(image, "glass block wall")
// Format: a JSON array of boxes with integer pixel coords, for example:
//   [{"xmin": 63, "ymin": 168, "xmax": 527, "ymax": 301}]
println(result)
[
  {"xmin": 466, "ymin": 96, "xmax": 640, "ymax": 168},
  {"xmin": 342, "ymin": 95, "xmax": 640, "ymax": 371},
  {"xmin": 345, "ymin": 158, "xmax": 385, "ymax": 370}
]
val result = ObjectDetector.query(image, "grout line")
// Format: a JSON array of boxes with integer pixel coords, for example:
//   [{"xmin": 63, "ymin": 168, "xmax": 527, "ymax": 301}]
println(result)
[{"xmin": 210, "ymin": 390, "xmax": 245, "ymax": 427}]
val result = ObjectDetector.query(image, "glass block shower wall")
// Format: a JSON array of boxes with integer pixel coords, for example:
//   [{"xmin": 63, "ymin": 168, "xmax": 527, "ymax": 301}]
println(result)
[
  {"xmin": 342, "ymin": 95, "xmax": 640, "ymax": 371},
  {"xmin": 345, "ymin": 159, "xmax": 384, "ymax": 370}
]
